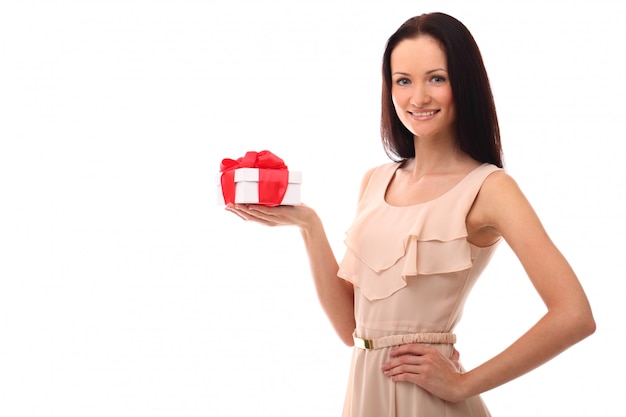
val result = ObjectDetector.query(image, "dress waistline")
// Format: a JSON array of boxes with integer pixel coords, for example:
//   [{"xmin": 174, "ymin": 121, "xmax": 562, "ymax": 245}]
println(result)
[{"xmin": 353, "ymin": 331, "xmax": 456, "ymax": 350}]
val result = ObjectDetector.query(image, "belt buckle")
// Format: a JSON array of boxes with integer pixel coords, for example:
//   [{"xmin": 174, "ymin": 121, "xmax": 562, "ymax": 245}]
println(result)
[{"xmin": 354, "ymin": 337, "xmax": 374, "ymax": 350}]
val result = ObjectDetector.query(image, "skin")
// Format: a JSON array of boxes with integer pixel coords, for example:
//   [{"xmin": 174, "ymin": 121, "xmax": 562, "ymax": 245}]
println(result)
[
  {"xmin": 391, "ymin": 36, "xmax": 456, "ymax": 148},
  {"xmin": 226, "ymin": 34, "xmax": 595, "ymax": 403}
]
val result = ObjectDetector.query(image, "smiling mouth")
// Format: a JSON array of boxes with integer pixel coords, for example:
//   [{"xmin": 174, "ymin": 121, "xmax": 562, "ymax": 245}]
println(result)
[{"xmin": 410, "ymin": 110, "xmax": 439, "ymax": 117}]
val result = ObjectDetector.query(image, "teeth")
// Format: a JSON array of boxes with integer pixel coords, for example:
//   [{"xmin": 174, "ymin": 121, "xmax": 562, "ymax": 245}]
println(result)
[{"xmin": 412, "ymin": 111, "xmax": 436, "ymax": 117}]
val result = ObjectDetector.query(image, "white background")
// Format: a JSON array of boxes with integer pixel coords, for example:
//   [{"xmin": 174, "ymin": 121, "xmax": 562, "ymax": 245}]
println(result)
[{"xmin": 1, "ymin": 0, "xmax": 624, "ymax": 416}]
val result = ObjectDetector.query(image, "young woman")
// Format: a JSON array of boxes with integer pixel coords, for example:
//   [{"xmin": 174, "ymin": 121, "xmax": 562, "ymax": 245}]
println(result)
[{"xmin": 226, "ymin": 12, "xmax": 595, "ymax": 417}]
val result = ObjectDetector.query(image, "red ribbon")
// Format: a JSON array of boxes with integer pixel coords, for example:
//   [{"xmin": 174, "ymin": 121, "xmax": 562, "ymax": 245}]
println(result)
[{"xmin": 220, "ymin": 150, "xmax": 289, "ymax": 206}]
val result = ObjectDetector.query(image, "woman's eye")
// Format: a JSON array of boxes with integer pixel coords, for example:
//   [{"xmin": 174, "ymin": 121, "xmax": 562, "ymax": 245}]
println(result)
[
  {"xmin": 431, "ymin": 76, "xmax": 446, "ymax": 83},
  {"xmin": 395, "ymin": 78, "xmax": 410, "ymax": 86}
]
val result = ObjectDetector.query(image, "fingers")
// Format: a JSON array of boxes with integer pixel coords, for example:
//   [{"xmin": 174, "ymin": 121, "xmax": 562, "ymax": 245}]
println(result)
[
  {"xmin": 381, "ymin": 344, "xmax": 432, "ymax": 377},
  {"xmin": 226, "ymin": 204, "xmax": 279, "ymax": 225},
  {"xmin": 389, "ymin": 343, "xmax": 436, "ymax": 358},
  {"xmin": 225, "ymin": 203, "xmax": 313, "ymax": 229},
  {"xmin": 380, "ymin": 344, "xmax": 465, "ymax": 402},
  {"xmin": 381, "ymin": 354, "xmax": 423, "ymax": 375},
  {"xmin": 381, "ymin": 351, "xmax": 430, "ymax": 387},
  {"xmin": 381, "ymin": 344, "xmax": 458, "ymax": 379},
  {"xmin": 225, "ymin": 204, "xmax": 250, "ymax": 221}
]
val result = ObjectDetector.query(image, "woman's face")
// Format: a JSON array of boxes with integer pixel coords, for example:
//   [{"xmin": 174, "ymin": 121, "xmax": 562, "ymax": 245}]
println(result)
[{"xmin": 390, "ymin": 35, "xmax": 456, "ymax": 141}]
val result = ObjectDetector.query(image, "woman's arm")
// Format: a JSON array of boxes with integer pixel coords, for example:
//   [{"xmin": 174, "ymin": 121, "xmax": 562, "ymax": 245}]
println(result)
[
  {"xmin": 381, "ymin": 170, "xmax": 596, "ymax": 401},
  {"xmin": 228, "ymin": 203, "xmax": 355, "ymax": 345},
  {"xmin": 226, "ymin": 169, "xmax": 373, "ymax": 346},
  {"xmin": 457, "ymin": 171, "xmax": 596, "ymax": 397},
  {"xmin": 225, "ymin": 168, "xmax": 376, "ymax": 346},
  {"xmin": 299, "ymin": 209, "xmax": 356, "ymax": 345}
]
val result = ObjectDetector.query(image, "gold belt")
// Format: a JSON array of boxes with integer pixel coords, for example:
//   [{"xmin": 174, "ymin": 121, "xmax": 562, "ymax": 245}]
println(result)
[{"xmin": 353, "ymin": 331, "xmax": 456, "ymax": 350}]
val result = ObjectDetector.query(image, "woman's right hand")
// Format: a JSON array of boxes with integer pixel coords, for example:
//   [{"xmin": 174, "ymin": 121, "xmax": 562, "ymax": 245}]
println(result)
[{"xmin": 225, "ymin": 203, "xmax": 316, "ymax": 230}]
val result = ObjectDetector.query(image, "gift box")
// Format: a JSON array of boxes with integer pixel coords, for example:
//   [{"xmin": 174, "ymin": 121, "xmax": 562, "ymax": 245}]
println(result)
[{"xmin": 217, "ymin": 150, "xmax": 302, "ymax": 206}]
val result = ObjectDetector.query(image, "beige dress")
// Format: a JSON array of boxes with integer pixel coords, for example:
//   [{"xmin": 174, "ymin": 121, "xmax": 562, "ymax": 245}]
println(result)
[{"xmin": 338, "ymin": 162, "xmax": 502, "ymax": 417}]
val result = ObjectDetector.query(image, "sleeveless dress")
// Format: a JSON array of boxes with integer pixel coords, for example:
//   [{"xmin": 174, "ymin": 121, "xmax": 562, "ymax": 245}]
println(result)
[{"xmin": 338, "ymin": 162, "xmax": 502, "ymax": 417}]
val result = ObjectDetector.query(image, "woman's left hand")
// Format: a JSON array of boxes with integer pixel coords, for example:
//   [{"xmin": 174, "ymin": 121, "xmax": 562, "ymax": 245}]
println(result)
[{"xmin": 381, "ymin": 344, "xmax": 466, "ymax": 402}]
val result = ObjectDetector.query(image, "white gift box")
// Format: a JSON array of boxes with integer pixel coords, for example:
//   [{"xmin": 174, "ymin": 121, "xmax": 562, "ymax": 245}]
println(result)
[{"xmin": 217, "ymin": 167, "xmax": 302, "ymax": 206}]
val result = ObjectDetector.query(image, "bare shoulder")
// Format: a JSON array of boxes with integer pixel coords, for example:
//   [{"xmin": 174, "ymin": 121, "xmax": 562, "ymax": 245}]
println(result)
[
  {"xmin": 480, "ymin": 169, "xmax": 524, "ymax": 201},
  {"xmin": 467, "ymin": 171, "xmax": 544, "ymax": 241},
  {"xmin": 479, "ymin": 170, "xmax": 533, "ymax": 215},
  {"xmin": 468, "ymin": 170, "xmax": 533, "ymax": 245}
]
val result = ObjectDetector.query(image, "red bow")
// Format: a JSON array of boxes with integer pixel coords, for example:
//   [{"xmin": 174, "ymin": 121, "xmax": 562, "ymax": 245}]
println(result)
[{"xmin": 220, "ymin": 151, "xmax": 289, "ymax": 206}]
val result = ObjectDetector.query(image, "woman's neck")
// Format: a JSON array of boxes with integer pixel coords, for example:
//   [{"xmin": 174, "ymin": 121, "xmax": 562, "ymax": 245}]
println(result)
[{"xmin": 407, "ymin": 134, "xmax": 474, "ymax": 177}]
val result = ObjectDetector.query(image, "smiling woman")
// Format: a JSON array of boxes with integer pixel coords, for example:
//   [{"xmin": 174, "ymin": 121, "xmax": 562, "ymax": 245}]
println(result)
[
  {"xmin": 227, "ymin": 11, "xmax": 595, "ymax": 417},
  {"xmin": 381, "ymin": 13, "xmax": 501, "ymax": 167},
  {"xmin": 389, "ymin": 37, "xmax": 456, "ymax": 142}
]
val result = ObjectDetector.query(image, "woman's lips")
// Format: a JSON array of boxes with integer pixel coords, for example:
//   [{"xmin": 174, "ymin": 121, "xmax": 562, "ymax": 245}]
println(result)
[{"xmin": 409, "ymin": 109, "xmax": 439, "ymax": 119}]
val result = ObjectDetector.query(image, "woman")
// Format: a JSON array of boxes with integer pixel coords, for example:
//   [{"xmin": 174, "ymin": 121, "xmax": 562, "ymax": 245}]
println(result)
[{"xmin": 226, "ymin": 12, "xmax": 595, "ymax": 417}]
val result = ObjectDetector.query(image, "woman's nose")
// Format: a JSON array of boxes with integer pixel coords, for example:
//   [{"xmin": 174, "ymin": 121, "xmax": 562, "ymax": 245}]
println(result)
[{"xmin": 410, "ymin": 85, "xmax": 429, "ymax": 107}]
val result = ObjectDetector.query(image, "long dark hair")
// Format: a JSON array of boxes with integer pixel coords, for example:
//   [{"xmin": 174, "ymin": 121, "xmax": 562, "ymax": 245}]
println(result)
[{"xmin": 381, "ymin": 12, "xmax": 503, "ymax": 167}]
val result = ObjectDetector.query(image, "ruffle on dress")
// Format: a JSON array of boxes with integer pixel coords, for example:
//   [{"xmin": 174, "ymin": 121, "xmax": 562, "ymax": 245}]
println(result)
[
  {"xmin": 338, "ymin": 200, "xmax": 474, "ymax": 301},
  {"xmin": 337, "ymin": 163, "xmax": 503, "ymax": 302},
  {"xmin": 338, "ymin": 163, "xmax": 499, "ymax": 301}
]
